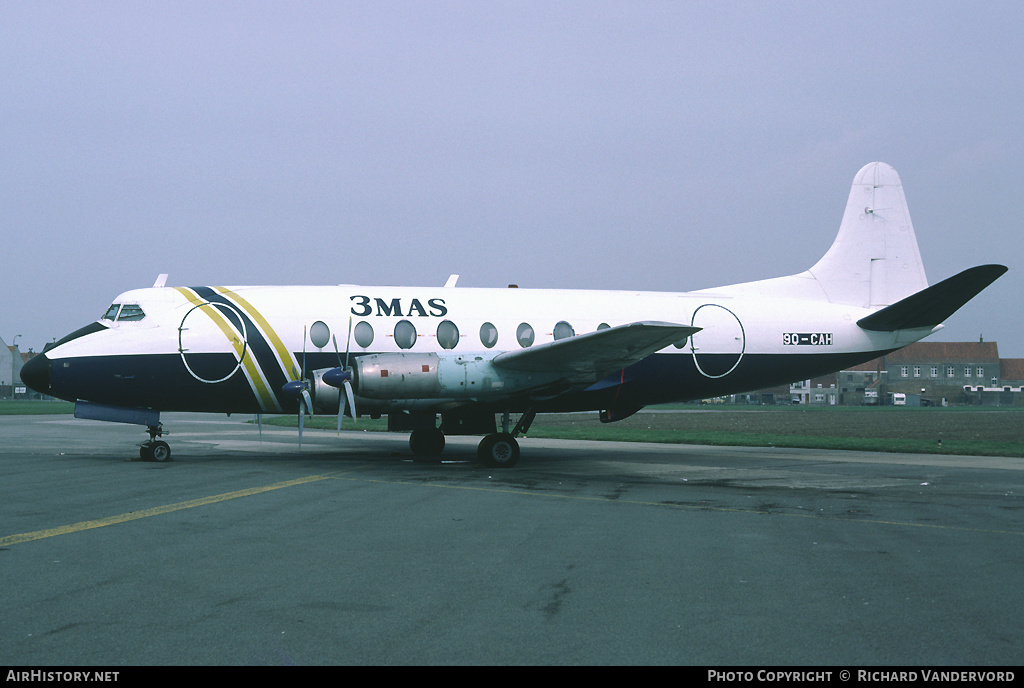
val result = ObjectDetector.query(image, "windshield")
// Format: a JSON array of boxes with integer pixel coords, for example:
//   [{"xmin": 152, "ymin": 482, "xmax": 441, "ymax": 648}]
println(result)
[
  {"xmin": 100, "ymin": 303, "xmax": 146, "ymax": 322},
  {"xmin": 117, "ymin": 304, "xmax": 146, "ymax": 321}
]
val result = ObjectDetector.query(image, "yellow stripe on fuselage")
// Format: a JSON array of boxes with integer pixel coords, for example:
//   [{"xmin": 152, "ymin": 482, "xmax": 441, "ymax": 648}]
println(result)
[
  {"xmin": 174, "ymin": 287, "xmax": 281, "ymax": 412},
  {"xmin": 213, "ymin": 286, "xmax": 302, "ymax": 380}
]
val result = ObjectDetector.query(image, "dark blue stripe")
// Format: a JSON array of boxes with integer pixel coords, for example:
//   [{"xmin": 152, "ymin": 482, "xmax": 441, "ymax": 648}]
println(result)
[{"xmin": 190, "ymin": 286, "xmax": 293, "ymax": 408}]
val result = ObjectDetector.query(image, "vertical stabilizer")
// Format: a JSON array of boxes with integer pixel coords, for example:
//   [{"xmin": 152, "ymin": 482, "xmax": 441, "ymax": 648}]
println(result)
[{"xmin": 807, "ymin": 162, "xmax": 928, "ymax": 308}]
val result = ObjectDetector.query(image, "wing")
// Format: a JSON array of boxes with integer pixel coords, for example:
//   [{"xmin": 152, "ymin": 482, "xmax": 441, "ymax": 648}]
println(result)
[{"xmin": 492, "ymin": 321, "xmax": 699, "ymax": 384}]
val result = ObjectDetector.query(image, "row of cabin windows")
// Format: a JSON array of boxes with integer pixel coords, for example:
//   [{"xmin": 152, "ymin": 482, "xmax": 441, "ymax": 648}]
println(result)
[
  {"xmin": 351, "ymin": 319, "xmax": 598, "ymax": 351},
  {"xmin": 900, "ymin": 365, "xmax": 988, "ymax": 378},
  {"xmin": 97, "ymin": 308, "xmax": 634, "ymax": 350},
  {"xmin": 101, "ymin": 308, "xmax": 692, "ymax": 353}
]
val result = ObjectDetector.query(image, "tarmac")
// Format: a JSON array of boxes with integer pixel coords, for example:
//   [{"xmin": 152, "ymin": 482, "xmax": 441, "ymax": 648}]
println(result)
[{"xmin": 2, "ymin": 412, "xmax": 1022, "ymax": 666}]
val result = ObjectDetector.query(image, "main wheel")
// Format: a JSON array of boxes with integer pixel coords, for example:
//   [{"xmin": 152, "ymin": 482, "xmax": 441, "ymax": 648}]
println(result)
[
  {"xmin": 410, "ymin": 427, "xmax": 445, "ymax": 459},
  {"xmin": 477, "ymin": 433, "xmax": 520, "ymax": 468}
]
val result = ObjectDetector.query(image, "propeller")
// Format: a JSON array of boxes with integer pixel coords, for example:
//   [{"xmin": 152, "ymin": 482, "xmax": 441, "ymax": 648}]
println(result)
[
  {"xmin": 326, "ymin": 327, "xmax": 357, "ymax": 432},
  {"xmin": 281, "ymin": 326, "xmax": 313, "ymax": 448},
  {"xmin": 281, "ymin": 322, "xmax": 358, "ymax": 446}
]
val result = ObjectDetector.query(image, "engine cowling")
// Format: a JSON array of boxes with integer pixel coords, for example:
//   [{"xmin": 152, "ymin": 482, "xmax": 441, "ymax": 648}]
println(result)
[{"xmin": 348, "ymin": 353, "xmax": 560, "ymax": 401}]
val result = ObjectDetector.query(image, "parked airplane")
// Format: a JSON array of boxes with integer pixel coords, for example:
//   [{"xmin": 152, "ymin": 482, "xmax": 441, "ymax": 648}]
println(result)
[{"xmin": 22, "ymin": 162, "xmax": 1006, "ymax": 467}]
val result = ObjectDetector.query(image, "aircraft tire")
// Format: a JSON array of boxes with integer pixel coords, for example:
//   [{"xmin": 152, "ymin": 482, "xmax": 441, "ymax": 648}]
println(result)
[
  {"xmin": 148, "ymin": 441, "xmax": 172, "ymax": 462},
  {"xmin": 477, "ymin": 433, "xmax": 519, "ymax": 468},
  {"xmin": 410, "ymin": 428, "xmax": 445, "ymax": 458}
]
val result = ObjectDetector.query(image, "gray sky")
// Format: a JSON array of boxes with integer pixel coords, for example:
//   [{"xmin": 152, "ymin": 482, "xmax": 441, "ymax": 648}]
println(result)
[{"xmin": 3, "ymin": 1, "xmax": 1021, "ymax": 355}]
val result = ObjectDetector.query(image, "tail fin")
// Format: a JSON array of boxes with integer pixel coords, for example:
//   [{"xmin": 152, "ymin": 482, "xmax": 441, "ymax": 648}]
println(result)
[
  {"xmin": 703, "ymin": 162, "xmax": 1006, "ymax": 320},
  {"xmin": 808, "ymin": 162, "xmax": 928, "ymax": 308}
]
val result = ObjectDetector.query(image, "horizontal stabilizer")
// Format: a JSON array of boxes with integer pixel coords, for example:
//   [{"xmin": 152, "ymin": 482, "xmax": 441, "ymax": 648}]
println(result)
[
  {"xmin": 494, "ymin": 321, "xmax": 699, "ymax": 379},
  {"xmin": 856, "ymin": 265, "xmax": 1007, "ymax": 332}
]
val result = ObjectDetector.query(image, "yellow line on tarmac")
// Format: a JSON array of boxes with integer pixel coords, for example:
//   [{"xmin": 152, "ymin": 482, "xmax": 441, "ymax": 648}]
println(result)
[{"xmin": 0, "ymin": 473, "xmax": 340, "ymax": 548}]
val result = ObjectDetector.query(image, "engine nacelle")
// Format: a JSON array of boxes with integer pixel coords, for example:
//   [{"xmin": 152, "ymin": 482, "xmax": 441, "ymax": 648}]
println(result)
[
  {"xmin": 309, "ymin": 368, "xmax": 344, "ymax": 414},
  {"xmin": 351, "ymin": 353, "xmax": 442, "ymax": 399},
  {"xmin": 349, "ymin": 353, "xmax": 560, "ymax": 401}
]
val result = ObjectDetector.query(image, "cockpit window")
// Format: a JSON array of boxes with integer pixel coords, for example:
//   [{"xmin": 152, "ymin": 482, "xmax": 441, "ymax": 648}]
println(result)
[
  {"xmin": 117, "ymin": 304, "xmax": 146, "ymax": 321},
  {"xmin": 102, "ymin": 304, "xmax": 121, "ymax": 321}
]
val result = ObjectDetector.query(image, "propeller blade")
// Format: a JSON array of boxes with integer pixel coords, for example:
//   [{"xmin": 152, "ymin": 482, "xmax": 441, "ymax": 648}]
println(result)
[
  {"xmin": 322, "ymin": 366, "xmax": 356, "ymax": 426},
  {"xmin": 300, "ymin": 325, "xmax": 308, "ymax": 379},
  {"xmin": 344, "ymin": 380, "xmax": 357, "ymax": 424},
  {"xmin": 331, "ymin": 334, "xmax": 345, "ymax": 433},
  {"xmin": 298, "ymin": 388, "xmax": 312, "ymax": 449},
  {"xmin": 345, "ymin": 316, "xmax": 352, "ymax": 368},
  {"xmin": 282, "ymin": 322, "xmax": 313, "ymax": 449},
  {"xmin": 294, "ymin": 326, "xmax": 310, "ymax": 448},
  {"xmin": 330, "ymin": 333, "xmax": 357, "ymax": 430}
]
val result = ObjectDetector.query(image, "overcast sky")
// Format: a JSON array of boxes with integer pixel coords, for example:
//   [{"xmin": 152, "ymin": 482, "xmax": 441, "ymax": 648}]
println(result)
[{"xmin": 2, "ymin": 1, "xmax": 1021, "ymax": 356}]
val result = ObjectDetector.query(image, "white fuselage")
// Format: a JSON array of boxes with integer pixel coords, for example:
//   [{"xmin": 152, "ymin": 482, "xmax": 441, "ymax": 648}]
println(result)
[{"xmin": 39, "ymin": 281, "xmax": 924, "ymax": 415}]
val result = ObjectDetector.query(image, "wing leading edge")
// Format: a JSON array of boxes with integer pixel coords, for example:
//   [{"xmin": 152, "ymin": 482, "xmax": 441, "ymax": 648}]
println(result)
[{"xmin": 492, "ymin": 321, "xmax": 699, "ymax": 381}]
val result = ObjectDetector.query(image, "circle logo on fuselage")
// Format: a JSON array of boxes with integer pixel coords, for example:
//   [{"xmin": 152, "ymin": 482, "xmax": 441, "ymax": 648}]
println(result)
[
  {"xmin": 690, "ymin": 304, "xmax": 745, "ymax": 378},
  {"xmin": 178, "ymin": 301, "xmax": 249, "ymax": 383}
]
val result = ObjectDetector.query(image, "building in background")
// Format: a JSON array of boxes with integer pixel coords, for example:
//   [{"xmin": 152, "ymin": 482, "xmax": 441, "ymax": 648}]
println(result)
[
  {"xmin": 786, "ymin": 340, "xmax": 1024, "ymax": 406},
  {"xmin": 1, "ymin": 334, "xmax": 26, "ymax": 399}
]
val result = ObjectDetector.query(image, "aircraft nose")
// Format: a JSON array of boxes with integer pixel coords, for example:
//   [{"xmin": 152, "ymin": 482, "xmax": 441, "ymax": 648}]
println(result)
[{"xmin": 20, "ymin": 352, "xmax": 52, "ymax": 396}]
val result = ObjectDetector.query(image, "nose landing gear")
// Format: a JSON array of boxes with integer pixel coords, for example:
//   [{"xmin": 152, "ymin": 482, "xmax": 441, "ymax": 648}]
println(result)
[
  {"xmin": 72, "ymin": 402, "xmax": 172, "ymax": 463},
  {"xmin": 140, "ymin": 424, "xmax": 172, "ymax": 462}
]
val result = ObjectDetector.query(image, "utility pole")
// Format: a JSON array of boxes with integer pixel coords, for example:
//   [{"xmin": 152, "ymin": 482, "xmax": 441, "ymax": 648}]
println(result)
[{"xmin": 11, "ymin": 334, "xmax": 21, "ymax": 400}]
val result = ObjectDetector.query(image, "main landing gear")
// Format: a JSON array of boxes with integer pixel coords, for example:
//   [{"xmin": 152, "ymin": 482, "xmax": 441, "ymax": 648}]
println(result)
[
  {"xmin": 409, "ymin": 409, "xmax": 534, "ymax": 468},
  {"xmin": 476, "ymin": 432, "xmax": 520, "ymax": 468},
  {"xmin": 140, "ymin": 423, "xmax": 171, "ymax": 462}
]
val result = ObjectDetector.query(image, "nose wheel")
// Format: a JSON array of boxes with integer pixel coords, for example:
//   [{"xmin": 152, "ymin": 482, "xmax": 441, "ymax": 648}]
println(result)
[
  {"xmin": 141, "ymin": 440, "xmax": 172, "ymax": 462},
  {"xmin": 140, "ymin": 424, "xmax": 172, "ymax": 462}
]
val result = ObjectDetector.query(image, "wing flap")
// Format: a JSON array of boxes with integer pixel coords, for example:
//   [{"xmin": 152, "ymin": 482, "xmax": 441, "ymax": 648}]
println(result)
[{"xmin": 493, "ymin": 321, "xmax": 699, "ymax": 380}]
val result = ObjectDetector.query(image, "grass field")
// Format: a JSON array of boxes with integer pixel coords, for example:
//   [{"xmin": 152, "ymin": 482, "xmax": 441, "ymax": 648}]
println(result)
[
  {"xmin": 264, "ymin": 404, "xmax": 1024, "ymax": 458},
  {"xmin": 526, "ymin": 406, "xmax": 1024, "ymax": 457},
  {"xmin": 5, "ymin": 400, "xmax": 1023, "ymax": 457},
  {"xmin": 0, "ymin": 400, "xmax": 75, "ymax": 415}
]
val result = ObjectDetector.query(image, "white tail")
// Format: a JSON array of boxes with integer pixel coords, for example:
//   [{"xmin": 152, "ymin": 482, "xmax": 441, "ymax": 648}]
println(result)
[
  {"xmin": 701, "ymin": 162, "xmax": 930, "ymax": 307},
  {"xmin": 807, "ymin": 162, "xmax": 928, "ymax": 308}
]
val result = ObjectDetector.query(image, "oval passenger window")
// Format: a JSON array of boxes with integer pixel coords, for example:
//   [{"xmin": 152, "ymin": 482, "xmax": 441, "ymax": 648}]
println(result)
[
  {"xmin": 480, "ymin": 322, "xmax": 498, "ymax": 348},
  {"xmin": 516, "ymin": 323, "xmax": 534, "ymax": 348},
  {"xmin": 354, "ymin": 321, "xmax": 374, "ymax": 348},
  {"xmin": 437, "ymin": 320, "xmax": 459, "ymax": 350},
  {"xmin": 553, "ymin": 321, "xmax": 574, "ymax": 340},
  {"xmin": 395, "ymin": 320, "xmax": 417, "ymax": 350}
]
